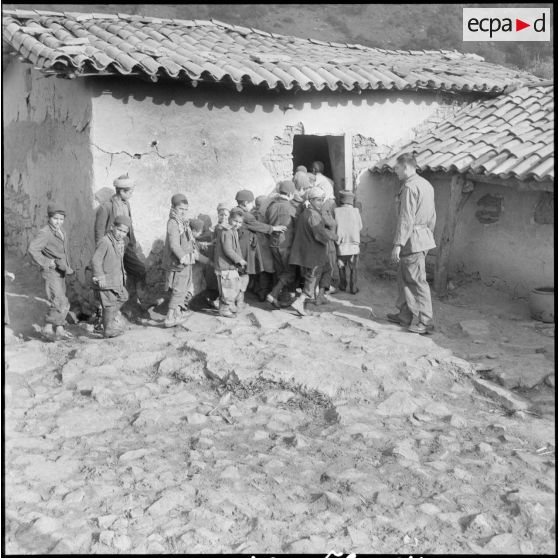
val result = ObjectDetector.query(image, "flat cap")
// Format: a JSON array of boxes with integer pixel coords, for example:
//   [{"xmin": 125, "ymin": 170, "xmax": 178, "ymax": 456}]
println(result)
[{"xmin": 47, "ymin": 203, "xmax": 65, "ymax": 216}]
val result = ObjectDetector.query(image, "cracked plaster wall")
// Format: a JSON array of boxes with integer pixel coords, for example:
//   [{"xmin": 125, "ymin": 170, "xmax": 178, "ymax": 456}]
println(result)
[
  {"xmin": 89, "ymin": 79, "xmax": 450, "ymax": 282},
  {"xmin": 3, "ymin": 61, "xmax": 95, "ymax": 283}
]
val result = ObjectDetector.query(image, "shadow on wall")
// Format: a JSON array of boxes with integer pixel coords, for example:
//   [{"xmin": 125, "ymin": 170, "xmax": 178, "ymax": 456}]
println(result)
[
  {"xmin": 3, "ymin": 120, "xmax": 96, "ymax": 295},
  {"xmin": 87, "ymin": 77, "xmax": 445, "ymax": 114}
]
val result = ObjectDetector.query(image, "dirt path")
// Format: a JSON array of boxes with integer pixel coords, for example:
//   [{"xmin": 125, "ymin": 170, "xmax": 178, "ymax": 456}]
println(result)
[{"xmin": 3, "ymin": 256, "xmax": 555, "ymax": 554}]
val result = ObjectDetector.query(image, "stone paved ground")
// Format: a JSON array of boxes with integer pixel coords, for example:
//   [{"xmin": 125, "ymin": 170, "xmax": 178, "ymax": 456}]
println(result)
[{"xmin": 3, "ymin": 257, "xmax": 555, "ymax": 554}]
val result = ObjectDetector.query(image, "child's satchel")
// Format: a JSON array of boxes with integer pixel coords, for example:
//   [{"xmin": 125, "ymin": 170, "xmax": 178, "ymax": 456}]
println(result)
[{"xmin": 219, "ymin": 269, "xmax": 240, "ymax": 300}]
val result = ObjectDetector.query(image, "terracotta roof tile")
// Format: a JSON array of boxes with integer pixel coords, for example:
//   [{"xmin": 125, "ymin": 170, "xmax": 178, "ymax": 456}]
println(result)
[
  {"xmin": 373, "ymin": 82, "xmax": 554, "ymax": 182},
  {"xmin": 2, "ymin": 8, "xmax": 540, "ymax": 93}
]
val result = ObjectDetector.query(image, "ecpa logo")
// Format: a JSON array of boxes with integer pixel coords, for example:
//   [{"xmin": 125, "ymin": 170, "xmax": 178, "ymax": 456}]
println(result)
[{"xmin": 463, "ymin": 8, "xmax": 550, "ymax": 41}]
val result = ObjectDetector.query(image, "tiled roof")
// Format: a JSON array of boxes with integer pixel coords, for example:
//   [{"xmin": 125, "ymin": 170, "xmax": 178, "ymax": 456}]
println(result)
[
  {"xmin": 1, "ymin": 9, "xmax": 541, "ymax": 94},
  {"xmin": 372, "ymin": 82, "xmax": 554, "ymax": 182}
]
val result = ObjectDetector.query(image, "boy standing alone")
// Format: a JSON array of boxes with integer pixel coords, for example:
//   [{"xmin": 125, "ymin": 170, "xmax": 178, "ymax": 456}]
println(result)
[{"xmin": 28, "ymin": 203, "xmax": 74, "ymax": 339}]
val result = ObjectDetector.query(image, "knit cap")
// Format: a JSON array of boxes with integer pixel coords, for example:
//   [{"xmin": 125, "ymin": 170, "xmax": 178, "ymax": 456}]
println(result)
[
  {"xmin": 188, "ymin": 218, "xmax": 204, "ymax": 232},
  {"xmin": 113, "ymin": 174, "xmax": 135, "ymax": 190},
  {"xmin": 339, "ymin": 190, "xmax": 355, "ymax": 203},
  {"xmin": 235, "ymin": 189, "xmax": 255, "ymax": 203},
  {"xmin": 171, "ymin": 193, "xmax": 188, "ymax": 207}
]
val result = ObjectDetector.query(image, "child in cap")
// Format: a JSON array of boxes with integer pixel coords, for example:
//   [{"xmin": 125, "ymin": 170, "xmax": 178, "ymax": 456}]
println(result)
[
  {"xmin": 213, "ymin": 208, "xmax": 247, "ymax": 318},
  {"xmin": 28, "ymin": 203, "xmax": 74, "ymax": 339},
  {"xmin": 91, "ymin": 214, "xmax": 131, "ymax": 337},
  {"xmin": 161, "ymin": 194, "xmax": 198, "ymax": 328},
  {"xmin": 204, "ymin": 203, "xmax": 230, "ymax": 309},
  {"xmin": 334, "ymin": 190, "xmax": 362, "ymax": 294}
]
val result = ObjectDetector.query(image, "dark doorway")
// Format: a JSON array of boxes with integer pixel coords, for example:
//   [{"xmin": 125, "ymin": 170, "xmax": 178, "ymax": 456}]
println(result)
[{"xmin": 292, "ymin": 134, "xmax": 345, "ymax": 193}]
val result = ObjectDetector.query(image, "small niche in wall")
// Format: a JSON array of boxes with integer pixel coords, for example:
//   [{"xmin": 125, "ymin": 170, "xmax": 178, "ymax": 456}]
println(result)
[
  {"xmin": 475, "ymin": 193, "xmax": 503, "ymax": 224},
  {"xmin": 534, "ymin": 192, "xmax": 554, "ymax": 224}
]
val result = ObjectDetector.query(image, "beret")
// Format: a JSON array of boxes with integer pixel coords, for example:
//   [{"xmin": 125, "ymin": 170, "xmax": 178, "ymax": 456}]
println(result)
[
  {"xmin": 171, "ymin": 193, "xmax": 188, "ymax": 206},
  {"xmin": 229, "ymin": 207, "xmax": 245, "ymax": 219},
  {"xmin": 235, "ymin": 189, "xmax": 255, "ymax": 203},
  {"xmin": 217, "ymin": 203, "xmax": 230, "ymax": 212},
  {"xmin": 278, "ymin": 180, "xmax": 295, "ymax": 195}
]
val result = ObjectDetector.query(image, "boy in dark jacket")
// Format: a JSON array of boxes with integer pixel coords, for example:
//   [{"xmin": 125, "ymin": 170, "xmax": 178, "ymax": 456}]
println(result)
[
  {"xmin": 234, "ymin": 189, "xmax": 286, "ymax": 309},
  {"xmin": 213, "ymin": 208, "xmax": 247, "ymax": 318},
  {"xmin": 94, "ymin": 174, "xmax": 146, "ymax": 311},
  {"xmin": 28, "ymin": 203, "xmax": 74, "ymax": 339},
  {"xmin": 91, "ymin": 215, "xmax": 131, "ymax": 338},
  {"xmin": 289, "ymin": 187, "xmax": 337, "ymax": 316},
  {"xmin": 161, "ymin": 194, "xmax": 199, "ymax": 328},
  {"xmin": 265, "ymin": 180, "xmax": 298, "ymax": 308}
]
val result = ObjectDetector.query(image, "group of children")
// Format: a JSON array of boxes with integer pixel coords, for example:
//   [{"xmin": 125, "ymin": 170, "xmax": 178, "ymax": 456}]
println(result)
[{"xmin": 28, "ymin": 162, "xmax": 363, "ymax": 338}]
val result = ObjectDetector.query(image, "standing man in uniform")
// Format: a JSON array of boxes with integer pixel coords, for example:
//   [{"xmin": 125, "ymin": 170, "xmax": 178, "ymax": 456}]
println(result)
[
  {"xmin": 95, "ymin": 174, "xmax": 147, "ymax": 313},
  {"xmin": 387, "ymin": 153, "xmax": 436, "ymax": 334}
]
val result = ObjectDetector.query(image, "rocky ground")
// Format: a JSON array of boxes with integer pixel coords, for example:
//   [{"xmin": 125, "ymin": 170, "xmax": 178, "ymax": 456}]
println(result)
[{"xmin": 3, "ymin": 256, "xmax": 555, "ymax": 554}]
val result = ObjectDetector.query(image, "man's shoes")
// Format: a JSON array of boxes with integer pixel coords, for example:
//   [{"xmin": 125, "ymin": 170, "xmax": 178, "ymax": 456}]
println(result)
[
  {"xmin": 350, "ymin": 287, "xmax": 360, "ymax": 295},
  {"xmin": 314, "ymin": 289, "xmax": 327, "ymax": 306},
  {"xmin": 386, "ymin": 312, "xmax": 403, "ymax": 324},
  {"xmin": 291, "ymin": 296, "xmax": 307, "ymax": 316},
  {"xmin": 408, "ymin": 320, "xmax": 434, "ymax": 335}
]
